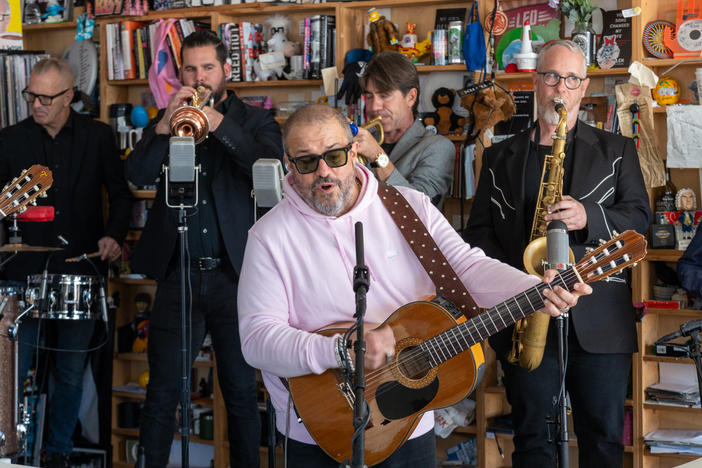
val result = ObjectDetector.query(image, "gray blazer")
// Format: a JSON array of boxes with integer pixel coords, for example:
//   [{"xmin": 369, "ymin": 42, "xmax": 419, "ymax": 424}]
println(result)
[{"xmin": 384, "ymin": 119, "xmax": 455, "ymax": 205}]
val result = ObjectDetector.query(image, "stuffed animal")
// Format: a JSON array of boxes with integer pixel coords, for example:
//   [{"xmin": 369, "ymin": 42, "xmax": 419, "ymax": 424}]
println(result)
[
  {"xmin": 367, "ymin": 8, "xmax": 400, "ymax": 53},
  {"xmin": 460, "ymin": 86, "xmax": 516, "ymax": 136},
  {"xmin": 428, "ymin": 87, "xmax": 465, "ymax": 135},
  {"xmin": 255, "ymin": 14, "xmax": 301, "ymax": 81}
]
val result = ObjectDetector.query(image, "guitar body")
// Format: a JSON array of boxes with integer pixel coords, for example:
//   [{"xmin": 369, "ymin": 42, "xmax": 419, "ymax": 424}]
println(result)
[{"xmin": 288, "ymin": 300, "xmax": 485, "ymax": 465}]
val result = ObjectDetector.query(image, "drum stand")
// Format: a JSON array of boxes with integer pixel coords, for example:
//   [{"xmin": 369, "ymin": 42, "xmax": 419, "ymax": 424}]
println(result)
[{"xmin": 6, "ymin": 304, "xmax": 35, "ymax": 463}]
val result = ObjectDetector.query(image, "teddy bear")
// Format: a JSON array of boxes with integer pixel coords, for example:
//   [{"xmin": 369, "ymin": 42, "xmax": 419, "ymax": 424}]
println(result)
[
  {"xmin": 426, "ymin": 87, "xmax": 465, "ymax": 135},
  {"xmin": 367, "ymin": 7, "xmax": 400, "ymax": 53},
  {"xmin": 460, "ymin": 85, "xmax": 516, "ymax": 137}
]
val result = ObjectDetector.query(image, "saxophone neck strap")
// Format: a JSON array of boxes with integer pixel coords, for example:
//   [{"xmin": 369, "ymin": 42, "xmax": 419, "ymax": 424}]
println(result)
[{"xmin": 377, "ymin": 183, "xmax": 481, "ymax": 320}]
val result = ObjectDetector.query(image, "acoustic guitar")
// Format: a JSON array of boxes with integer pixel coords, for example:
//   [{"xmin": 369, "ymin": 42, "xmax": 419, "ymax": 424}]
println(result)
[{"xmin": 288, "ymin": 230, "xmax": 647, "ymax": 465}]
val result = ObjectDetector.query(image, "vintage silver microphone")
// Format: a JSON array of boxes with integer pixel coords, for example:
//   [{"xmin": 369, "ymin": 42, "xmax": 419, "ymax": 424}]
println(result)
[{"xmin": 252, "ymin": 159, "xmax": 285, "ymax": 221}]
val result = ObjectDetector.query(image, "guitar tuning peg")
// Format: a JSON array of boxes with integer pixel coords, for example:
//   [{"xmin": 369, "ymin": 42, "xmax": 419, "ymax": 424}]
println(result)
[
  {"xmin": 40, "ymin": 192, "xmax": 48, "ymax": 198},
  {"xmin": 11, "ymin": 177, "xmax": 17, "ymax": 183},
  {"xmin": 18, "ymin": 207, "xmax": 26, "ymax": 213},
  {"xmin": 598, "ymin": 239, "xmax": 607, "ymax": 246},
  {"xmin": 612, "ymin": 230, "xmax": 619, "ymax": 237},
  {"xmin": 585, "ymin": 247, "xmax": 594, "ymax": 253},
  {"xmin": 30, "ymin": 200, "xmax": 37, "ymax": 206},
  {"xmin": 21, "ymin": 169, "xmax": 27, "ymax": 175},
  {"xmin": 632, "ymin": 262, "xmax": 638, "ymax": 268}
]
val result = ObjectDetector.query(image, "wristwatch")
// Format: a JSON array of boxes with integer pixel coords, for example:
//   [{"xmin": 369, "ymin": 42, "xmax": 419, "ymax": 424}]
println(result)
[{"xmin": 370, "ymin": 152, "xmax": 389, "ymax": 168}]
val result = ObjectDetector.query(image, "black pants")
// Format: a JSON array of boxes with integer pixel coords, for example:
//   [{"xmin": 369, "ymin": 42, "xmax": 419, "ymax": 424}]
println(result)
[
  {"xmin": 139, "ymin": 267, "xmax": 260, "ymax": 468},
  {"xmin": 501, "ymin": 320, "xmax": 631, "ymax": 468},
  {"xmin": 281, "ymin": 430, "xmax": 436, "ymax": 468}
]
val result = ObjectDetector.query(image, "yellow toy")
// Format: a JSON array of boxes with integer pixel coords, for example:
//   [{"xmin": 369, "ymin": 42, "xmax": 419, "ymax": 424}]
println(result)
[
  {"xmin": 652, "ymin": 76, "xmax": 681, "ymax": 105},
  {"xmin": 399, "ymin": 31, "xmax": 432, "ymax": 62},
  {"xmin": 138, "ymin": 370, "xmax": 150, "ymax": 389}
]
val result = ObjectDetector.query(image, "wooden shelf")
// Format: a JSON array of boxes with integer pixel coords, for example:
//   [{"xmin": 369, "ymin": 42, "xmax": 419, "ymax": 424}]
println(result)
[
  {"xmin": 641, "ymin": 58, "xmax": 702, "ymax": 67},
  {"xmin": 131, "ymin": 189, "xmax": 156, "ymax": 199},
  {"xmin": 454, "ymin": 425, "xmax": 478, "ymax": 435},
  {"xmin": 23, "ymin": 20, "xmax": 77, "ymax": 31},
  {"xmin": 494, "ymin": 67, "xmax": 629, "ymax": 82},
  {"xmin": 112, "ymin": 276, "xmax": 157, "ymax": 285},
  {"xmin": 112, "ymin": 391, "xmax": 146, "ymax": 400},
  {"xmin": 644, "ymin": 249, "xmax": 684, "ymax": 262},
  {"xmin": 115, "ymin": 352, "xmax": 215, "ymax": 368},
  {"xmin": 645, "ymin": 308, "xmax": 702, "ymax": 317},
  {"xmin": 643, "ymin": 402, "xmax": 702, "ymax": 413},
  {"xmin": 643, "ymin": 354, "xmax": 694, "ymax": 364}
]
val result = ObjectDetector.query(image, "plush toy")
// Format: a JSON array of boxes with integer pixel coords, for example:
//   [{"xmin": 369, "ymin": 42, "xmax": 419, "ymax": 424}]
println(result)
[
  {"xmin": 460, "ymin": 86, "xmax": 516, "ymax": 136},
  {"xmin": 255, "ymin": 14, "xmax": 301, "ymax": 81},
  {"xmin": 426, "ymin": 87, "xmax": 465, "ymax": 135},
  {"xmin": 367, "ymin": 8, "xmax": 400, "ymax": 53}
]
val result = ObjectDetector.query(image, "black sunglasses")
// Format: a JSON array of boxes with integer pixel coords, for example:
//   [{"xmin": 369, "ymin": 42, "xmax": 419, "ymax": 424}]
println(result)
[
  {"xmin": 288, "ymin": 144, "xmax": 353, "ymax": 174},
  {"xmin": 21, "ymin": 87, "xmax": 70, "ymax": 105}
]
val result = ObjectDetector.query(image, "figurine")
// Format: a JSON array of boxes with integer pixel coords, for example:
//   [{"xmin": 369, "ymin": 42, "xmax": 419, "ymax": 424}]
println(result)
[
  {"xmin": 367, "ymin": 7, "xmax": 399, "ymax": 53},
  {"xmin": 398, "ymin": 23, "xmax": 431, "ymax": 62},
  {"xmin": 255, "ymin": 14, "xmax": 301, "ymax": 81},
  {"xmin": 41, "ymin": 0, "xmax": 64, "ymax": 23},
  {"xmin": 675, "ymin": 187, "xmax": 699, "ymax": 249},
  {"xmin": 131, "ymin": 292, "xmax": 151, "ymax": 353}
]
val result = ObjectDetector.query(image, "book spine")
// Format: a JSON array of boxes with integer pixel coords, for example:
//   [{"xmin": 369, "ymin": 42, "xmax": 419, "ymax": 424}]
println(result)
[{"xmin": 229, "ymin": 23, "xmax": 242, "ymax": 82}]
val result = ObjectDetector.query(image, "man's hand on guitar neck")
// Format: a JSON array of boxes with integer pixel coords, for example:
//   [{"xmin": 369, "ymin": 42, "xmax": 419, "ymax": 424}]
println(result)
[
  {"xmin": 540, "ymin": 269, "xmax": 592, "ymax": 317},
  {"xmin": 349, "ymin": 324, "xmax": 396, "ymax": 370}
]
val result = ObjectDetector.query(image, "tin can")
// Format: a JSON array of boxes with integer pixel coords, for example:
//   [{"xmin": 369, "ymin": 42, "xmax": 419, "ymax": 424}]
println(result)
[
  {"xmin": 448, "ymin": 21, "xmax": 463, "ymax": 64},
  {"xmin": 432, "ymin": 29, "xmax": 447, "ymax": 66}
]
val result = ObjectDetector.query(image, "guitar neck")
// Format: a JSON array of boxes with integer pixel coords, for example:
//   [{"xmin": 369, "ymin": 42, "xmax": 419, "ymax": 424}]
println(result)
[{"xmin": 420, "ymin": 270, "xmax": 578, "ymax": 367}]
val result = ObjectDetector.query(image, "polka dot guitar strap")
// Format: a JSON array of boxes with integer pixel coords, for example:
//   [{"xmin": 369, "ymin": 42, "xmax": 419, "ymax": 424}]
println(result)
[{"xmin": 378, "ymin": 183, "xmax": 481, "ymax": 320}]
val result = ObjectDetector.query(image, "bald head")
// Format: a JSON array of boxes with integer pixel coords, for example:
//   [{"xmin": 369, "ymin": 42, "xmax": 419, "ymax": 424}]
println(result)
[{"xmin": 282, "ymin": 104, "xmax": 353, "ymax": 155}]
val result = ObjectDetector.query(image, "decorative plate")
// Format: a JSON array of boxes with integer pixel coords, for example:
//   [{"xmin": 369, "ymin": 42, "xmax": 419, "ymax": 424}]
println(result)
[{"xmin": 643, "ymin": 20, "xmax": 675, "ymax": 58}]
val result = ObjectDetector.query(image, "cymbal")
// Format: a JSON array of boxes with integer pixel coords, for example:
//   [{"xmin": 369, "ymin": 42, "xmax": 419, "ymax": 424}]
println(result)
[{"xmin": 0, "ymin": 243, "xmax": 64, "ymax": 253}]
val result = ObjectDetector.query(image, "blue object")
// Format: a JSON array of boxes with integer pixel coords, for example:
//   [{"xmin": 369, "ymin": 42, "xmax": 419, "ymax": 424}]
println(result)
[
  {"xmin": 349, "ymin": 123, "xmax": 359, "ymax": 136},
  {"xmin": 131, "ymin": 105, "xmax": 149, "ymax": 128},
  {"xmin": 464, "ymin": 1, "xmax": 486, "ymax": 71}
]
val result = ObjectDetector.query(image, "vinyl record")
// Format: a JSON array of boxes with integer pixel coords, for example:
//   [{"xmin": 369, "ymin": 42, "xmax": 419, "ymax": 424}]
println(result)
[
  {"xmin": 643, "ymin": 20, "xmax": 674, "ymax": 58},
  {"xmin": 62, "ymin": 40, "xmax": 98, "ymax": 95}
]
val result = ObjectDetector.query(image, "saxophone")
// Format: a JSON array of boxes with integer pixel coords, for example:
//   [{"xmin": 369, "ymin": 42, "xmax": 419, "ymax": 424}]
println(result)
[{"xmin": 508, "ymin": 98, "xmax": 574, "ymax": 371}]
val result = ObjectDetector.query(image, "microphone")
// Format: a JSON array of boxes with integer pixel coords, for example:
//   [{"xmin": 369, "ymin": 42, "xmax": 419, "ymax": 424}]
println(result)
[
  {"xmin": 252, "ymin": 159, "xmax": 284, "ymax": 221},
  {"xmin": 39, "ymin": 268, "xmax": 49, "ymax": 312},
  {"xmin": 98, "ymin": 280, "xmax": 109, "ymax": 331},
  {"xmin": 457, "ymin": 80, "xmax": 494, "ymax": 98},
  {"xmin": 655, "ymin": 320, "xmax": 702, "ymax": 344},
  {"xmin": 546, "ymin": 220, "xmax": 570, "ymax": 271},
  {"xmin": 165, "ymin": 136, "xmax": 198, "ymax": 206}
]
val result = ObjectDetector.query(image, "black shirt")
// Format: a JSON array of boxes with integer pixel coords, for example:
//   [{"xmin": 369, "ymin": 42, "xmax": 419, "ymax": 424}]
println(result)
[{"xmin": 524, "ymin": 122, "xmax": 577, "ymax": 242}]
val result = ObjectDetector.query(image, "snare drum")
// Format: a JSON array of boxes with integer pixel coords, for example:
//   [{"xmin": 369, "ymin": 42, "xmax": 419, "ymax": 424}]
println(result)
[
  {"xmin": 0, "ymin": 284, "xmax": 24, "ymax": 457},
  {"xmin": 26, "ymin": 274, "xmax": 98, "ymax": 320}
]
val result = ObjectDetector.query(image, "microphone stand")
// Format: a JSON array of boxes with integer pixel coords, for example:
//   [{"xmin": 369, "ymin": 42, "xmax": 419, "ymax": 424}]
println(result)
[
  {"xmin": 555, "ymin": 311, "xmax": 569, "ymax": 468},
  {"xmin": 163, "ymin": 160, "xmax": 201, "ymax": 468},
  {"xmin": 349, "ymin": 222, "xmax": 370, "ymax": 468}
]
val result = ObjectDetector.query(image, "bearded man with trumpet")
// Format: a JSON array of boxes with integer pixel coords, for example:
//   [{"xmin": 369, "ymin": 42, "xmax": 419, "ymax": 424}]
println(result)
[
  {"xmin": 126, "ymin": 29, "xmax": 283, "ymax": 468},
  {"xmin": 465, "ymin": 40, "xmax": 651, "ymax": 467},
  {"xmin": 350, "ymin": 51, "xmax": 455, "ymax": 207}
]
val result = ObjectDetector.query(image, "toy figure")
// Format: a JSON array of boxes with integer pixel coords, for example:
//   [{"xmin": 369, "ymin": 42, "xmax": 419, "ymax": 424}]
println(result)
[
  {"xmin": 41, "ymin": 0, "xmax": 64, "ymax": 23},
  {"xmin": 675, "ymin": 187, "xmax": 699, "ymax": 249},
  {"xmin": 131, "ymin": 292, "xmax": 151, "ymax": 353},
  {"xmin": 424, "ymin": 87, "xmax": 465, "ymax": 134},
  {"xmin": 367, "ymin": 7, "xmax": 399, "ymax": 53},
  {"xmin": 255, "ymin": 14, "xmax": 301, "ymax": 81},
  {"xmin": 398, "ymin": 23, "xmax": 431, "ymax": 62}
]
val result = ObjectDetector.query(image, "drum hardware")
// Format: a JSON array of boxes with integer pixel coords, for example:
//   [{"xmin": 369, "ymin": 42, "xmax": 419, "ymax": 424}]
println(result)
[
  {"xmin": 0, "ymin": 244, "xmax": 65, "ymax": 253},
  {"xmin": 26, "ymin": 274, "xmax": 98, "ymax": 320}
]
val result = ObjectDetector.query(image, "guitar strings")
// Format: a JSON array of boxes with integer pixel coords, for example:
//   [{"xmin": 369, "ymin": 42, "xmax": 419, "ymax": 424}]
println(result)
[
  {"xmin": 296, "ymin": 242, "xmax": 634, "ymax": 421},
  {"xmin": 360, "ymin": 245, "xmax": 630, "ymax": 397}
]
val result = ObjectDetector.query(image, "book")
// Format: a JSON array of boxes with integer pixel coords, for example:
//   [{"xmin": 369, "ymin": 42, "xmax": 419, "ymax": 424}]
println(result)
[
  {"xmin": 597, "ymin": 9, "xmax": 632, "ymax": 69},
  {"xmin": 120, "ymin": 21, "xmax": 146, "ymax": 79},
  {"xmin": 310, "ymin": 15, "xmax": 321, "ymax": 79}
]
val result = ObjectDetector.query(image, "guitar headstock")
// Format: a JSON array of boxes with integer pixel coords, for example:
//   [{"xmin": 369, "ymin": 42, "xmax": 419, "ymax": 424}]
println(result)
[
  {"xmin": 577, "ymin": 230, "xmax": 647, "ymax": 283},
  {"xmin": 0, "ymin": 165, "xmax": 53, "ymax": 220}
]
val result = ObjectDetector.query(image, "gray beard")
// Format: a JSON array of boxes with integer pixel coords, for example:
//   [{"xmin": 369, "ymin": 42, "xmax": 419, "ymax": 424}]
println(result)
[{"xmin": 298, "ymin": 175, "xmax": 355, "ymax": 216}]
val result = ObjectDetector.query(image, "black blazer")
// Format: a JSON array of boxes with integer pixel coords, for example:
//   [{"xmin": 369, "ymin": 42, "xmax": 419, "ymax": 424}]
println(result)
[
  {"xmin": 466, "ymin": 121, "xmax": 652, "ymax": 354},
  {"xmin": 0, "ymin": 112, "xmax": 133, "ymax": 279},
  {"xmin": 126, "ymin": 91, "xmax": 283, "ymax": 281}
]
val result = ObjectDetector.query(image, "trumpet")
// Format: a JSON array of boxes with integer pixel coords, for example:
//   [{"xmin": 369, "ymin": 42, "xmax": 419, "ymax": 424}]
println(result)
[
  {"xmin": 169, "ymin": 85, "xmax": 213, "ymax": 145},
  {"xmin": 350, "ymin": 116, "xmax": 384, "ymax": 165}
]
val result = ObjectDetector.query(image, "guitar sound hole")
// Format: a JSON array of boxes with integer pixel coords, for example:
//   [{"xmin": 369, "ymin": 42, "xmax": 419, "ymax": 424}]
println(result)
[{"xmin": 397, "ymin": 346, "xmax": 430, "ymax": 380}]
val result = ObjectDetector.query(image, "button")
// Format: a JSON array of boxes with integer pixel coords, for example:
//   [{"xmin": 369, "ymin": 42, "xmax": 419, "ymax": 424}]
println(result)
[
  {"xmin": 203, "ymin": 228, "xmax": 208, "ymax": 234},
  {"xmin": 202, "ymin": 200, "xmax": 208, "ymax": 205},
  {"xmin": 55, "ymin": 210, "xmax": 60, "ymax": 215},
  {"xmin": 202, "ymin": 171, "xmax": 207, "ymax": 177}
]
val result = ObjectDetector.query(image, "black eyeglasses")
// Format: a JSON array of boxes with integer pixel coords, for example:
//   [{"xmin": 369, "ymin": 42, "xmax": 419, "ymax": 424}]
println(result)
[
  {"xmin": 537, "ymin": 72, "xmax": 585, "ymax": 90},
  {"xmin": 288, "ymin": 144, "xmax": 352, "ymax": 174},
  {"xmin": 21, "ymin": 87, "xmax": 70, "ymax": 105}
]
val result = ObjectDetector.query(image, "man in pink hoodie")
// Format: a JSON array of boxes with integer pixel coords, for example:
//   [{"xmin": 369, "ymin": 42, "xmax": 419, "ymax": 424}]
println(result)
[{"xmin": 238, "ymin": 104, "xmax": 590, "ymax": 467}]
